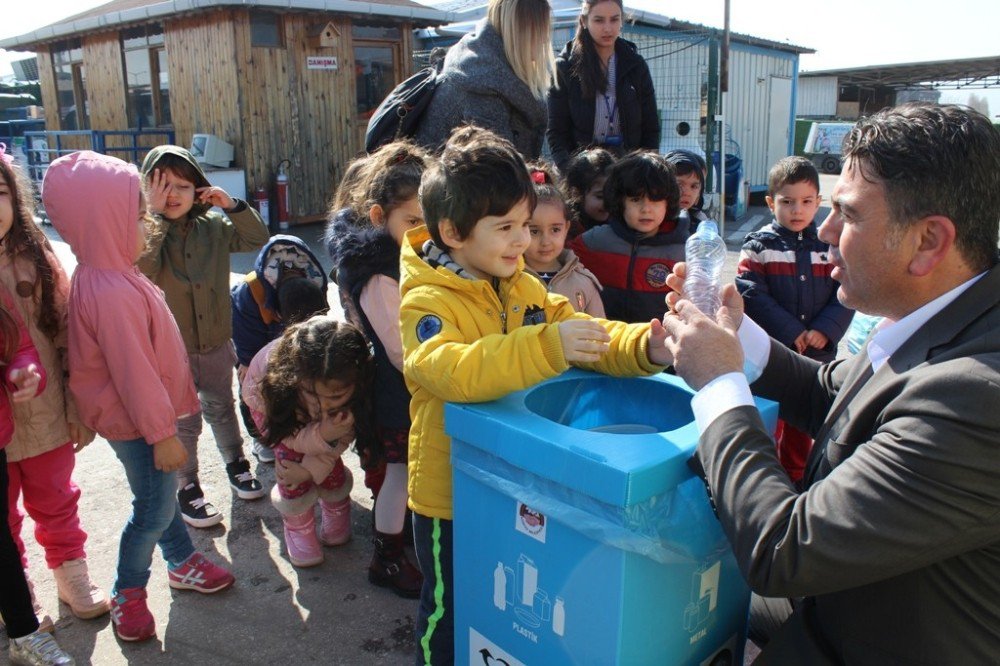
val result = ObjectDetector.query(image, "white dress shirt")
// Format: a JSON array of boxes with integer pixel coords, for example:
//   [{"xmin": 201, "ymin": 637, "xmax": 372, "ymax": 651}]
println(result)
[{"xmin": 690, "ymin": 272, "xmax": 986, "ymax": 433}]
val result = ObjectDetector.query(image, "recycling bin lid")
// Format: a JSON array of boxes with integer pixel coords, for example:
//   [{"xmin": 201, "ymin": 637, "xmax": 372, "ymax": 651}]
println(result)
[{"xmin": 445, "ymin": 369, "xmax": 711, "ymax": 507}]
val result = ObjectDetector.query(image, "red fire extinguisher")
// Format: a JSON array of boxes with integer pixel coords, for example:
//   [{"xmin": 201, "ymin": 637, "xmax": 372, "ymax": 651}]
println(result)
[
  {"xmin": 253, "ymin": 186, "xmax": 270, "ymax": 229},
  {"xmin": 275, "ymin": 159, "xmax": 291, "ymax": 231}
]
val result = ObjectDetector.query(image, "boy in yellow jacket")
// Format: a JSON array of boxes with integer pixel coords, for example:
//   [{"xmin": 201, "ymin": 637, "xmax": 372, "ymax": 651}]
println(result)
[{"xmin": 401, "ymin": 127, "xmax": 673, "ymax": 665}]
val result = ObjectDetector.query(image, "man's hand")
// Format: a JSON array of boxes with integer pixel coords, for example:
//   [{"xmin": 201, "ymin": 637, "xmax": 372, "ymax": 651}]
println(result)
[
  {"xmin": 806, "ymin": 330, "xmax": 829, "ymax": 350},
  {"xmin": 9, "ymin": 364, "xmax": 42, "ymax": 403},
  {"xmin": 196, "ymin": 186, "xmax": 236, "ymax": 210},
  {"xmin": 69, "ymin": 422, "xmax": 96, "ymax": 452},
  {"xmin": 665, "ymin": 262, "xmax": 745, "ymax": 331},
  {"xmin": 662, "ymin": 287, "xmax": 745, "ymax": 391},
  {"xmin": 559, "ymin": 319, "xmax": 611, "ymax": 364},
  {"xmin": 152, "ymin": 436, "xmax": 188, "ymax": 472},
  {"xmin": 646, "ymin": 318, "xmax": 674, "ymax": 367}
]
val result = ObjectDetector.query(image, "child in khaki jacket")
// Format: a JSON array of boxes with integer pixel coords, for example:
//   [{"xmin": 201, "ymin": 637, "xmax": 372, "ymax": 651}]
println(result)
[{"xmin": 138, "ymin": 145, "xmax": 270, "ymax": 528}]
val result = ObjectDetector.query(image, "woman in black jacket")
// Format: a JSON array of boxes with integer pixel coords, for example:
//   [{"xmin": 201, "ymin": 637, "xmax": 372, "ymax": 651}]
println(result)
[{"xmin": 546, "ymin": 0, "xmax": 660, "ymax": 170}]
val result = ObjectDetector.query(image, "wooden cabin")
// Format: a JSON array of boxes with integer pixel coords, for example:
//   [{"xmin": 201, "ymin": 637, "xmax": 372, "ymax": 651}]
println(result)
[{"xmin": 1, "ymin": 0, "xmax": 451, "ymax": 223}]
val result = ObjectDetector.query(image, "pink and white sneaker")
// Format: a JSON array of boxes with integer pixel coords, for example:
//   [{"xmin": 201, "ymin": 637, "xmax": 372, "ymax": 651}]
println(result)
[
  {"xmin": 167, "ymin": 553, "xmax": 235, "ymax": 594},
  {"xmin": 110, "ymin": 587, "xmax": 155, "ymax": 642}
]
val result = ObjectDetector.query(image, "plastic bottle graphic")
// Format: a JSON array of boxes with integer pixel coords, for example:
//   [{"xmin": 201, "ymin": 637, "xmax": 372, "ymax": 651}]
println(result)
[
  {"xmin": 504, "ymin": 565, "xmax": 515, "ymax": 607},
  {"xmin": 493, "ymin": 562, "xmax": 506, "ymax": 610},
  {"xmin": 683, "ymin": 220, "xmax": 727, "ymax": 315},
  {"xmin": 518, "ymin": 554, "xmax": 537, "ymax": 605},
  {"xmin": 553, "ymin": 596, "xmax": 565, "ymax": 636}
]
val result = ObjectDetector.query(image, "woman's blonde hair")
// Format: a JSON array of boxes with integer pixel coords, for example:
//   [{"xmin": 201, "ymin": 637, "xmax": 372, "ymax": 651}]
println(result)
[{"xmin": 488, "ymin": 0, "xmax": 556, "ymax": 100}]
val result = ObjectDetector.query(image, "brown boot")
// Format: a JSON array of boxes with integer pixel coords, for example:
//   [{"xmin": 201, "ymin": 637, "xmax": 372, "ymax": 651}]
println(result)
[{"xmin": 368, "ymin": 530, "xmax": 423, "ymax": 599}]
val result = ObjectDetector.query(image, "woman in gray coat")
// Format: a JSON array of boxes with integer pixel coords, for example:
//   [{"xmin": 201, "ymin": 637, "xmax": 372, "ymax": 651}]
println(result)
[{"xmin": 414, "ymin": 0, "xmax": 555, "ymax": 159}]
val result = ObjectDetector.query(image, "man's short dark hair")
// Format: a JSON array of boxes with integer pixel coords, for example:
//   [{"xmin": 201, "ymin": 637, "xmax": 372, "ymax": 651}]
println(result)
[
  {"xmin": 419, "ymin": 126, "xmax": 537, "ymax": 246},
  {"xmin": 767, "ymin": 156, "xmax": 820, "ymax": 197},
  {"xmin": 602, "ymin": 151, "xmax": 679, "ymax": 223},
  {"xmin": 843, "ymin": 103, "xmax": 1000, "ymax": 272}
]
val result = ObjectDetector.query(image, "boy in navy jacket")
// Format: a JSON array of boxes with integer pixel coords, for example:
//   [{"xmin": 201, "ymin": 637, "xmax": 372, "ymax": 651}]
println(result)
[{"xmin": 736, "ymin": 156, "xmax": 854, "ymax": 481}]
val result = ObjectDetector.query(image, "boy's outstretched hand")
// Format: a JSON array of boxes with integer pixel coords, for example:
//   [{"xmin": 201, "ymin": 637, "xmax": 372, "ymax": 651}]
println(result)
[
  {"xmin": 646, "ymin": 318, "xmax": 673, "ymax": 367},
  {"xmin": 9, "ymin": 363, "xmax": 42, "ymax": 403},
  {"xmin": 153, "ymin": 435, "xmax": 188, "ymax": 472},
  {"xmin": 559, "ymin": 319, "xmax": 611, "ymax": 364}
]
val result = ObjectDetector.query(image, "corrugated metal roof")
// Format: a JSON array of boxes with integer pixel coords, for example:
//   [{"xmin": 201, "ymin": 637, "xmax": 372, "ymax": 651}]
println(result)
[
  {"xmin": 801, "ymin": 55, "xmax": 1000, "ymax": 90},
  {"xmin": 0, "ymin": 0, "xmax": 453, "ymax": 50}
]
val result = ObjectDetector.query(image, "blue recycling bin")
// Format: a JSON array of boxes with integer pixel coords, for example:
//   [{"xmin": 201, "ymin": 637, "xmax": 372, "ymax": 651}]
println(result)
[
  {"xmin": 448, "ymin": 369, "xmax": 778, "ymax": 666},
  {"xmin": 710, "ymin": 151, "xmax": 743, "ymax": 206}
]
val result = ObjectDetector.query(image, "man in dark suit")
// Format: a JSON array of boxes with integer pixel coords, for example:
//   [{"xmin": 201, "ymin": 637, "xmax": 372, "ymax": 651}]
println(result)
[{"xmin": 661, "ymin": 103, "xmax": 1000, "ymax": 664}]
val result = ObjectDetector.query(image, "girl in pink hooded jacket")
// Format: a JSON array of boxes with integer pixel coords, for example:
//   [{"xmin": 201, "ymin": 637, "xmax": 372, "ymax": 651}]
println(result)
[{"xmin": 42, "ymin": 151, "xmax": 234, "ymax": 644}]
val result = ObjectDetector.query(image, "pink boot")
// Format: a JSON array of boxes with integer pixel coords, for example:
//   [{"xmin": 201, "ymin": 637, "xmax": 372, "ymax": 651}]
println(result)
[
  {"xmin": 282, "ymin": 511, "xmax": 324, "ymax": 567},
  {"xmin": 319, "ymin": 498, "xmax": 352, "ymax": 546}
]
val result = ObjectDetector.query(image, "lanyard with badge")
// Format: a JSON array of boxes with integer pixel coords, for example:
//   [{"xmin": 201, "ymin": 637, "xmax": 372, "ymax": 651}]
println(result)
[{"xmin": 602, "ymin": 94, "xmax": 622, "ymax": 146}]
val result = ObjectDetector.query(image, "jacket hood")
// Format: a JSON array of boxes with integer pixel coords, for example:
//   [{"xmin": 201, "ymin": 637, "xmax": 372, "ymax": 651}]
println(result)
[
  {"xmin": 43, "ymin": 151, "xmax": 142, "ymax": 271},
  {"xmin": 253, "ymin": 234, "xmax": 328, "ymax": 313},
  {"xmin": 327, "ymin": 216, "xmax": 399, "ymax": 279},
  {"xmin": 140, "ymin": 144, "xmax": 213, "ymax": 217}
]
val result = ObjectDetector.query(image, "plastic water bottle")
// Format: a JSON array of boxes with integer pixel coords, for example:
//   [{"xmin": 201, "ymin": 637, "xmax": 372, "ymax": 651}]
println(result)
[{"xmin": 683, "ymin": 219, "xmax": 727, "ymax": 315}]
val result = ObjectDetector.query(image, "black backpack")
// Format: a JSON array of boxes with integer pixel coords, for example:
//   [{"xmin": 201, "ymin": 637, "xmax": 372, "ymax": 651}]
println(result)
[{"xmin": 364, "ymin": 64, "xmax": 441, "ymax": 153}]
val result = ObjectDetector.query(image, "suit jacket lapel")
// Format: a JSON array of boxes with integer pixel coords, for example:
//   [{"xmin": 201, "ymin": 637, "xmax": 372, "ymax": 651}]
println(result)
[{"xmin": 804, "ymin": 264, "xmax": 1000, "ymax": 486}]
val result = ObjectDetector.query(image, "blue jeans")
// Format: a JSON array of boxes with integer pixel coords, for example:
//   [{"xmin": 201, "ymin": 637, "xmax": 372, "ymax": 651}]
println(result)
[{"xmin": 109, "ymin": 438, "xmax": 195, "ymax": 591}]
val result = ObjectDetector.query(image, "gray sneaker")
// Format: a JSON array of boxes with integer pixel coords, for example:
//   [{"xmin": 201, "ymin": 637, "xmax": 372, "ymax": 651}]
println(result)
[
  {"xmin": 10, "ymin": 630, "xmax": 75, "ymax": 666},
  {"xmin": 251, "ymin": 438, "xmax": 275, "ymax": 463}
]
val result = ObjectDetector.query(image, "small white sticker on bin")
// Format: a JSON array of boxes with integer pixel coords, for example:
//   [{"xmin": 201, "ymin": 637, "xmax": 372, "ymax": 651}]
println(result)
[{"xmin": 515, "ymin": 502, "xmax": 547, "ymax": 543}]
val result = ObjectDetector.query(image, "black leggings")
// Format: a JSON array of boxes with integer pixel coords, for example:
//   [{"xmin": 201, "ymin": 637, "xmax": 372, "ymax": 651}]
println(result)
[{"xmin": 0, "ymin": 448, "xmax": 40, "ymax": 639}]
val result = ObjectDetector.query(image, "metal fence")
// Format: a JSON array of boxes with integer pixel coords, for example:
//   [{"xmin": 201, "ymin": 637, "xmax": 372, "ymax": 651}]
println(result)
[{"xmin": 22, "ymin": 129, "xmax": 175, "ymax": 194}]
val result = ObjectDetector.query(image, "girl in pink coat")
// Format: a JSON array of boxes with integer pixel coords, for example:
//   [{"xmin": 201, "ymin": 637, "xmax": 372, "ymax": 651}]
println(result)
[{"xmin": 42, "ymin": 151, "xmax": 234, "ymax": 643}]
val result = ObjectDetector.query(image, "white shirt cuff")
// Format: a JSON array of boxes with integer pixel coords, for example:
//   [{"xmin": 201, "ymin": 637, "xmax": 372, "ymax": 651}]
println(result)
[
  {"xmin": 739, "ymin": 315, "xmax": 771, "ymax": 383},
  {"xmin": 692, "ymin": 372, "xmax": 756, "ymax": 434}
]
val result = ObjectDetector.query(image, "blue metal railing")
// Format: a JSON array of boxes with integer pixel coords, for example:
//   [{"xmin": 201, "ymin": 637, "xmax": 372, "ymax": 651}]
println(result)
[{"xmin": 23, "ymin": 129, "xmax": 175, "ymax": 191}]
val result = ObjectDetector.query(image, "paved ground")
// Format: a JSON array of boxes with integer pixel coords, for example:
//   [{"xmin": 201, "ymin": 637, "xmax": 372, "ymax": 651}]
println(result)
[{"xmin": 5, "ymin": 180, "xmax": 839, "ymax": 664}]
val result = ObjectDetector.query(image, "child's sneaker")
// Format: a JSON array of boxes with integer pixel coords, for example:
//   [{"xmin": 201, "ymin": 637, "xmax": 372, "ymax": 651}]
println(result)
[
  {"xmin": 109, "ymin": 588, "xmax": 155, "ymax": 642},
  {"xmin": 167, "ymin": 553, "xmax": 235, "ymax": 594},
  {"xmin": 225, "ymin": 458, "xmax": 266, "ymax": 500},
  {"xmin": 251, "ymin": 438, "xmax": 275, "ymax": 463},
  {"xmin": 177, "ymin": 481, "xmax": 224, "ymax": 528},
  {"xmin": 9, "ymin": 629, "xmax": 75, "ymax": 665},
  {"xmin": 319, "ymin": 498, "xmax": 352, "ymax": 546},
  {"xmin": 53, "ymin": 558, "xmax": 110, "ymax": 619},
  {"xmin": 282, "ymin": 510, "xmax": 324, "ymax": 567}
]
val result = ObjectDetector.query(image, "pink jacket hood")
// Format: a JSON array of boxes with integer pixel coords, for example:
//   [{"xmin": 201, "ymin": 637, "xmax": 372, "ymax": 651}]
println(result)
[
  {"xmin": 41, "ymin": 151, "xmax": 199, "ymax": 444},
  {"xmin": 44, "ymin": 151, "xmax": 141, "ymax": 271}
]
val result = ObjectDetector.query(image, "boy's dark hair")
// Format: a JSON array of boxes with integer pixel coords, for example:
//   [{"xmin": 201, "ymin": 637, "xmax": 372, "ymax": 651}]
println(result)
[
  {"xmin": 767, "ymin": 156, "xmax": 819, "ymax": 198},
  {"xmin": 526, "ymin": 160, "xmax": 568, "ymax": 217},
  {"xmin": 148, "ymin": 152, "xmax": 211, "ymax": 190},
  {"xmin": 419, "ymin": 125, "xmax": 537, "ymax": 246},
  {"xmin": 277, "ymin": 277, "xmax": 329, "ymax": 325},
  {"xmin": 603, "ymin": 151, "xmax": 679, "ymax": 223},
  {"xmin": 843, "ymin": 103, "xmax": 999, "ymax": 272}
]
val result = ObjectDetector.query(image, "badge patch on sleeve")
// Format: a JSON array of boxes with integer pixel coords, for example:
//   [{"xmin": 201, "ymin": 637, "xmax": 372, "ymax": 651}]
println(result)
[{"xmin": 416, "ymin": 315, "xmax": 443, "ymax": 342}]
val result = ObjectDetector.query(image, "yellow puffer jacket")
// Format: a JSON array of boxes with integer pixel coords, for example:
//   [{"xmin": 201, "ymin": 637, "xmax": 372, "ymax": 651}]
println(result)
[{"xmin": 400, "ymin": 227, "xmax": 664, "ymax": 520}]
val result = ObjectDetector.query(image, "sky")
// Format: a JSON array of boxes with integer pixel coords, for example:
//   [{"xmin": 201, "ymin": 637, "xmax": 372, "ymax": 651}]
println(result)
[{"xmin": 3, "ymin": 0, "xmax": 999, "ymax": 111}]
